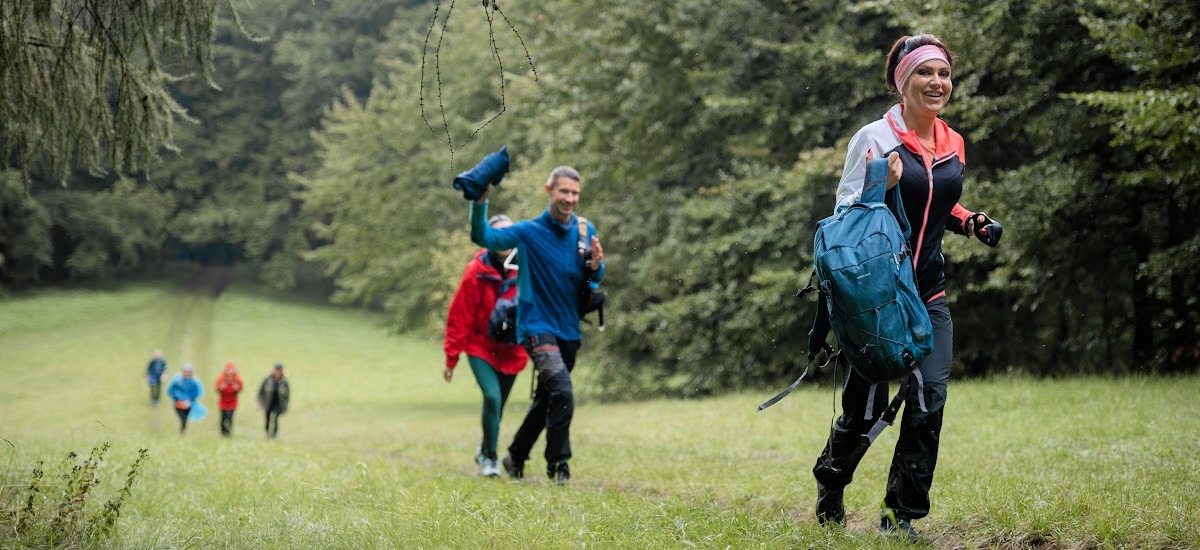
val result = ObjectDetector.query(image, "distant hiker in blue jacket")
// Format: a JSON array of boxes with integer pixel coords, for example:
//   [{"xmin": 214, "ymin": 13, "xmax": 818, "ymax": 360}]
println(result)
[
  {"xmin": 145, "ymin": 349, "xmax": 167, "ymax": 406},
  {"xmin": 467, "ymin": 164, "xmax": 606, "ymax": 485},
  {"xmin": 167, "ymin": 363, "xmax": 204, "ymax": 434}
]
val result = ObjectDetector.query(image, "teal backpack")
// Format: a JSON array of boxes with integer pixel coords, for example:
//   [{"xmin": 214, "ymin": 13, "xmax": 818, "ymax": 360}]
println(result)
[
  {"xmin": 759, "ymin": 158, "xmax": 932, "ymax": 413},
  {"xmin": 809, "ymin": 157, "xmax": 933, "ymax": 382}
]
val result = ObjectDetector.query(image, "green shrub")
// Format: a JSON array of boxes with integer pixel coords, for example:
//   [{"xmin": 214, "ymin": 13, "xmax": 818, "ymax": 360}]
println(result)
[{"xmin": 1, "ymin": 442, "xmax": 148, "ymax": 548}]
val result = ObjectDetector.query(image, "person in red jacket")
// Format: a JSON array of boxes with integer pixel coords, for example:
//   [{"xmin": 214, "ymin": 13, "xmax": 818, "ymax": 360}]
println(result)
[
  {"xmin": 215, "ymin": 362, "xmax": 244, "ymax": 437},
  {"xmin": 443, "ymin": 214, "xmax": 530, "ymax": 477}
]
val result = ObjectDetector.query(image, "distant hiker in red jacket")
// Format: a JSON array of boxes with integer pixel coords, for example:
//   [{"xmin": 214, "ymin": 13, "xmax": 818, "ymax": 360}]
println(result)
[
  {"xmin": 444, "ymin": 214, "xmax": 529, "ymax": 477},
  {"xmin": 215, "ymin": 362, "xmax": 244, "ymax": 437}
]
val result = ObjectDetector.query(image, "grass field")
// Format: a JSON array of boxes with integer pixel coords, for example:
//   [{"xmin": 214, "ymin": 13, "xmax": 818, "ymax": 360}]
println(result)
[{"xmin": 1, "ymin": 281, "xmax": 1198, "ymax": 549}]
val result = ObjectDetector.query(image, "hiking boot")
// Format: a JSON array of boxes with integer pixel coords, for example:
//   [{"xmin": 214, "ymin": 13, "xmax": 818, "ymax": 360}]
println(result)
[
  {"xmin": 501, "ymin": 455, "xmax": 524, "ymax": 479},
  {"xmin": 815, "ymin": 482, "xmax": 845, "ymax": 526},
  {"xmin": 474, "ymin": 447, "xmax": 486, "ymax": 468},
  {"xmin": 547, "ymin": 462, "xmax": 570, "ymax": 485},
  {"xmin": 879, "ymin": 507, "xmax": 918, "ymax": 543},
  {"xmin": 479, "ymin": 457, "xmax": 501, "ymax": 478}
]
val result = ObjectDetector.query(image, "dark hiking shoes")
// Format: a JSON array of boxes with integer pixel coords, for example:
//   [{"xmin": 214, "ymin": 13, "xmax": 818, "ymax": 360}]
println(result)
[
  {"xmin": 879, "ymin": 507, "xmax": 918, "ymax": 543},
  {"xmin": 815, "ymin": 482, "xmax": 846, "ymax": 526},
  {"xmin": 501, "ymin": 455, "xmax": 524, "ymax": 479},
  {"xmin": 547, "ymin": 461, "xmax": 570, "ymax": 485}
]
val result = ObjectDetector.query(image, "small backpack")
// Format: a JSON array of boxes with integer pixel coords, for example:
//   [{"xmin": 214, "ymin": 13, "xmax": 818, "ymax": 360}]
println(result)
[
  {"xmin": 810, "ymin": 158, "xmax": 933, "ymax": 382},
  {"xmin": 759, "ymin": 158, "xmax": 932, "ymax": 415},
  {"xmin": 488, "ymin": 277, "xmax": 518, "ymax": 344},
  {"xmin": 576, "ymin": 217, "xmax": 606, "ymax": 329}
]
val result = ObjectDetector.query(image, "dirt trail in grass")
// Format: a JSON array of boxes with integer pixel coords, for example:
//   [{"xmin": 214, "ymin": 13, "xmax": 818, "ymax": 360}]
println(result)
[{"xmin": 160, "ymin": 266, "xmax": 234, "ymax": 373}]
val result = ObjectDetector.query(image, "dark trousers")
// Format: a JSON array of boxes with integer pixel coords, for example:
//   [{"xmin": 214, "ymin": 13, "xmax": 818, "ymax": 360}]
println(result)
[
  {"xmin": 175, "ymin": 406, "xmax": 191, "ymax": 432},
  {"xmin": 220, "ymin": 409, "xmax": 235, "ymax": 436},
  {"xmin": 149, "ymin": 383, "xmax": 162, "ymax": 404},
  {"xmin": 265, "ymin": 407, "xmax": 282, "ymax": 438},
  {"xmin": 507, "ymin": 335, "xmax": 580, "ymax": 469},
  {"xmin": 813, "ymin": 296, "xmax": 952, "ymax": 521}
]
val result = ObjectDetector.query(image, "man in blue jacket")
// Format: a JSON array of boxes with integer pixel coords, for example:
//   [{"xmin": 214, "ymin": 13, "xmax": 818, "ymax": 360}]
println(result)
[{"xmin": 469, "ymin": 165, "xmax": 605, "ymax": 484}]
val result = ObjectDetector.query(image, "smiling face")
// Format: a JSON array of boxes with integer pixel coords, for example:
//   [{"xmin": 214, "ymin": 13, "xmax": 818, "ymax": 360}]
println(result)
[
  {"xmin": 901, "ymin": 59, "xmax": 953, "ymax": 118},
  {"xmin": 546, "ymin": 176, "xmax": 581, "ymax": 223}
]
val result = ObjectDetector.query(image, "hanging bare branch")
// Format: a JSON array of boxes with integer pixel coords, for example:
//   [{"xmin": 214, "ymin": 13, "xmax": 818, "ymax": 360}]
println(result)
[{"xmin": 419, "ymin": 0, "xmax": 536, "ymax": 170}]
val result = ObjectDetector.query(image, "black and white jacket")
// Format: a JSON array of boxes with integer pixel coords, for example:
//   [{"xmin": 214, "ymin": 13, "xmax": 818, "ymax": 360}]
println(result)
[{"xmin": 835, "ymin": 104, "xmax": 978, "ymax": 303}]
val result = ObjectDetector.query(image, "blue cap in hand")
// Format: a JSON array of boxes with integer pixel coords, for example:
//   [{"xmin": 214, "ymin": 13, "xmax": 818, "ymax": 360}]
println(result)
[{"xmin": 453, "ymin": 146, "xmax": 509, "ymax": 201}]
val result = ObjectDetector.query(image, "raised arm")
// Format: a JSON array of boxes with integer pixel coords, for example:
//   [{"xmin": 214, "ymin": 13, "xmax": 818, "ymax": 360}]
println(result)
[{"xmin": 470, "ymin": 201, "xmax": 520, "ymax": 250}]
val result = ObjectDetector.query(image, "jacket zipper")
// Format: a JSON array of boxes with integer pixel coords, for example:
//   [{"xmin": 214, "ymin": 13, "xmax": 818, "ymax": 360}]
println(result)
[{"xmin": 912, "ymin": 151, "xmax": 957, "ymax": 272}]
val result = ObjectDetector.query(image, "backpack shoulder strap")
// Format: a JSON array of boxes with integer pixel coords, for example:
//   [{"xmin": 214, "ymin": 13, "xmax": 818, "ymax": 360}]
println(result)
[
  {"xmin": 860, "ymin": 158, "xmax": 889, "ymax": 203},
  {"xmin": 861, "ymin": 158, "xmax": 912, "ymax": 241},
  {"xmin": 578, "ymin": 216, "xmax": 594, "ymax": 262}
]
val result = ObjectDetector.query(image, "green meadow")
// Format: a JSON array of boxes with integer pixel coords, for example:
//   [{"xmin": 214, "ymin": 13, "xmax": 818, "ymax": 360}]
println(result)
[{"xmin": 1, "ymin": 284, "xmax": 1197, "ymax": 549}]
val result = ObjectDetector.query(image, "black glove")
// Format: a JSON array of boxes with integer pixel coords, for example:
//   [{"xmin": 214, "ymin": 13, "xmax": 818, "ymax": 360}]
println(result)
[{"xmin": 971, "ymin": 212, "xmax": 1003, "ymax": 247}]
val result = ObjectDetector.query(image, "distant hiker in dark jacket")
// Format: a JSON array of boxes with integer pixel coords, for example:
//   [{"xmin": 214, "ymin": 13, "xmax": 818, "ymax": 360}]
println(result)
[
  {"xmin": 812, "ymin": 33, "xmax": 1003, "ymax": 542},
  {"xmin": 444, "ymin": 214, "xmax": 530, "ymax": 477},
  {"xmin": 258, "ymin": 363, "xmax": 290, "ymax": 439},
  {"xmin": 145, "ymin": 350, "xmax": 167, "ymax": 406},
  {"xmin": 215, "ymin": 362, "xmax": 244, "ymax": 437},
  {"xmin": 468, "ymin": 163, "xmax": 606, "ymax": 485}
]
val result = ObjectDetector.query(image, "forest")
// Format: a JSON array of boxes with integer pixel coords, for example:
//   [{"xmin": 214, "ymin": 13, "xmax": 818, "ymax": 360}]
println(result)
[{"xmin": 2, "ymin": 0, "xmax": 1197, "ymax": 397}]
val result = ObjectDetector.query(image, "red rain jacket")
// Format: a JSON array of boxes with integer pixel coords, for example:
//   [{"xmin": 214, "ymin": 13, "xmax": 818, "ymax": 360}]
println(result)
[
  {"xmin": 215, "ymin": 372, "xmax": 244, "ymax": 411},
  {"xmin": 443, "ymin": 249, "xmax": 529, "ymax": 375}
]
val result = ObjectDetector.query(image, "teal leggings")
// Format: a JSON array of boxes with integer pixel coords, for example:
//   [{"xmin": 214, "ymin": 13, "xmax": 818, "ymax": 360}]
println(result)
[{"xmin": 468, "ymin": 356, "xmax": 517, "ymax": 460}]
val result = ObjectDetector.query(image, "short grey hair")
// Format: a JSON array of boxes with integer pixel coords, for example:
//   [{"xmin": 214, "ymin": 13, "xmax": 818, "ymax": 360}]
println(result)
[
  {"xmin": 488, "ymin": 214, "xmax": 512, "ymax": 227},
  {"xmin": 546, "ymin": 166, "xmax": 582, "ymax": 189}
]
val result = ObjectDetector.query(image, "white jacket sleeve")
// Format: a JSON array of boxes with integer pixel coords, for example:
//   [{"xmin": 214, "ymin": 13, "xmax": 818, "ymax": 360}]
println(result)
[{"xmin": 834, "ymin": 128, "xmax": 875, "ymax": 212}]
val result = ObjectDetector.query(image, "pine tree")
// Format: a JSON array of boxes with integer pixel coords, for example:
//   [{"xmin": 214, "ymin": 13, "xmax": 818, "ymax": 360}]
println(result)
[{"xmin": 0, "ymin": 0, "xmax": 252, "ymax": 184}]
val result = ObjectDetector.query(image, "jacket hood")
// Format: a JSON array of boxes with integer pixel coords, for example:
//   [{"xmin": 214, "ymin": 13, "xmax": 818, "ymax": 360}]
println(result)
[{"xmin": 474, "ymin": 248, "xmax": 506, "ymax": 278}]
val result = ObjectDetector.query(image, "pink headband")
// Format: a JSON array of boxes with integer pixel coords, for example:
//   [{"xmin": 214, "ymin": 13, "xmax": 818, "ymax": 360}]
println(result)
[{"xmin": 893, "ymin": 45, "xmax": 949, "ymax": 89}]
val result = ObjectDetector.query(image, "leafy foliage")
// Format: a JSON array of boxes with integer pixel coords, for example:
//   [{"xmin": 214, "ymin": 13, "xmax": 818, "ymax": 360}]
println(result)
[
  {"xmin": 299, "ymin": 5, "xmax": 539, "ymax": 331},
  {"xmin": 1066, "ymin": 0, "xmax": 1200, "ymax": 368},
  {"xmin": 0, "ymin": 0, "xmax": 250, "ymax": 183},
  {"xmin": 0, "ymin": 172, "xmax": 53, "ymax": 287},
  {"xmin": 590, "ymin": 151, "xmax": 843, "ymax": 397}
]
